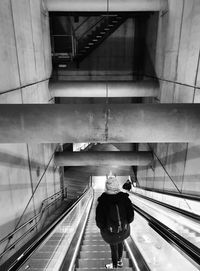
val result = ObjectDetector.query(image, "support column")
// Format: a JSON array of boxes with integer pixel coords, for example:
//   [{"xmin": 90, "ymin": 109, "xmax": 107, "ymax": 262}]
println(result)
[
  {"xmin": 0, "ymin": 104, "xmax": 200, "ymax": 143},
  {"xmin": 55, "ymin": 151, "xmax": 153, "ymax": 166},
  {"xmin": 49, "ymin": 81, "xmax": 159, "ymax": 98},
  {"xmin": 47, "ymin": 0, "xmax": 166, "ymax": 12}
]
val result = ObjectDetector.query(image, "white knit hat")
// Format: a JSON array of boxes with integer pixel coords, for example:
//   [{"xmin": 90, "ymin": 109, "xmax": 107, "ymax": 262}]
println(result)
[{"xmin": 105, "ymin": 176, "xmax": 120, "ymax": 194}]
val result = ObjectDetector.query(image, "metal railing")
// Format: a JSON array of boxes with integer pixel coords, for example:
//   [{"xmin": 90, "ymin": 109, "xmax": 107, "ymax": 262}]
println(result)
[
  {"xmin": 8, "ymin": 188, "xmax": 93, "ymax": 271},
  {"xmin": 0, "ymin": 189, "xmax": 64, "ymax": 259},
  {"xmin": 51, "ymin": 34, "xmax": 77, "ymax": 61},
  {"xmin": 77, "ymin": 16, "xmax": 105, "ymax": 43}
]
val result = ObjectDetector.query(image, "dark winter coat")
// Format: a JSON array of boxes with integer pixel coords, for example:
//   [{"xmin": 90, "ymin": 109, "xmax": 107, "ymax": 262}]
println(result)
[{"xmin": 95, "ymin": 192, "xmax": 134, "ymax": 244}]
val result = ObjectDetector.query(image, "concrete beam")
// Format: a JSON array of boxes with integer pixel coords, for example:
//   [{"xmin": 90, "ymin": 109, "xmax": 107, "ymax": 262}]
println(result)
[
  {"xmin": 47, "ymin": 0, "xmax": 166, "ymax": 12},
  {"xmin": 50, "ymin": 81, "xmax": 159, "ymax": 98},
  {"xmin": 0, "ymin": 104, "xmax": 200, "ymax": 143},
  {"xmin": 55, "ymin": 151, "xmax": 153, "ymax": 166}
]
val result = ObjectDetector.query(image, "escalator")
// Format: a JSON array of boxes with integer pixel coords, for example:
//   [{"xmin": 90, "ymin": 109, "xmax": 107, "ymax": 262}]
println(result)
[
  {"xmin": 74, "ymin": 192, "xmax": 134, "ymax": 270},
  {"xmin": 6, "ymin": 188, "xmax": 200, "ymax": 271}
]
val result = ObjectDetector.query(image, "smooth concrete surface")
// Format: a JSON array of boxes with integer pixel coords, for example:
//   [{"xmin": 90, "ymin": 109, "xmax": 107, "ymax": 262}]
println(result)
[
  {"xmin": 47, "ymin": 0, "xmax": 166, "ymax": 11},
  {"xmin": 50, "ymin": 80, "xmax": 159, "ymax": 97},
  {"xmin": 0, "ymin": 0, "xmax": 58, "ymax": 264},
  {"xmin": 55, "ymin": 151, "xmax": 153, "ymax": 166},
  {"xmin": 137, "ymin": 0, "xmax": 200, "ymax": 196},
  {"xmin": 1, "ymin": 104, "xmax": 200, "ymax": 143},
  {"xmin": 0, "ymin": 0, "xmax": 51, "ymax": 94},
  {"xmin": 1, "ymin": 0, "xmax": 200, "ymax": 266},
  {"xmin": 0, "ymin": 0, "xmax": 20, "ymax": 93}
]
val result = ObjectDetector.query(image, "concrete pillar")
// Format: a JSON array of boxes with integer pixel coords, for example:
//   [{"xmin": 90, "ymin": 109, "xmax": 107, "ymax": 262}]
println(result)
[
  {"xmin": 55, "ymin": 151, "xmax": 153, "ymax": 166},
  {"xmin": 0, "ymin": 104, "xmax": 200, "ymax": 143},
  {"xmin": 50, "ymin": 81, "xmax": 159, "ymax": 98},
  {"xmin": 47, "ymin": 0, "xmax": 166, "ymax": 12}
]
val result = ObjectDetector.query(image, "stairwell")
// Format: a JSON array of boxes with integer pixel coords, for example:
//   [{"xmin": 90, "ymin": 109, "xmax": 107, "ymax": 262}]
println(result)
[
  {"xmin": 75, "ymin": 191, "xmax": 134, "ymax": 270},
  {"xmin": 75, "ymin": 15, "xmax": 127, "ymax": 64}
]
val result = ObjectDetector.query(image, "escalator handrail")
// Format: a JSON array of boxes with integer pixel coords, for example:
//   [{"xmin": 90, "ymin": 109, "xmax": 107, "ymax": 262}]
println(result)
[
  {"xmin": 133, "ymin": 203, "xmax": 200, "ymax": 268},
  {"xmin": 137, "ymin": 185, "xmax": 200, "ymax": 202},
  {"xmin": 60, "ymin": 189, "xmax": 94, "ymax": 271},
  {"xmin": 7, "ymin": 188, "xmax": 92, "ymax": 271},
  {"xmin": 132, "ymin": 191, "xmax": 200, "ymax": 222}
]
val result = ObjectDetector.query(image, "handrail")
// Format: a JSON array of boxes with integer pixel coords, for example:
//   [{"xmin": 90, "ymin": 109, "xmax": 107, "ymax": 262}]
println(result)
[
  {"xmin": 135, "ymin": 186, "xmax": 200, "ymax": 202},
  {"xmin": 133, "ymin": 204, "xmax": 200, "ymax": 268},
  {"xmin": 77, "ymin": 16, "xmax": 105, "ymax": 42},
  {"xmin": 0, "ymin": 189, "xmax": 63, "ymax": 248},
  {"xmin": 132, "ymin": 191, "xmax": 200, "ymax": 222},
  {"xmin": 74, "ymin": 17, "xmax": 90, "ymax": 32},
  {"xmin": 7, "ymin": 188, "xmax": 92, "ymax": 271},
  {"xmin": 60, "ymin": 189, "xmax": 94, "ymax": 271}
]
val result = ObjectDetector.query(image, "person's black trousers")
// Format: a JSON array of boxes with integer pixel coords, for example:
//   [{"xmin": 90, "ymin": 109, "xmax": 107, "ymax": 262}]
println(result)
[{"xmin": 110, "ymin": 242, "xmax": 124, "ymax": 267}]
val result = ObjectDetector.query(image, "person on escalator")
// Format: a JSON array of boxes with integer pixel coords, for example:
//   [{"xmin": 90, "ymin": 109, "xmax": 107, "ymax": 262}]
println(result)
[
  {"xmin": 122, "ymin": 179, "xmax": 132, "ymax": 191},
  {"xmin": 95, "ymin": 176, "xmax": 134, "ymax": 269}
]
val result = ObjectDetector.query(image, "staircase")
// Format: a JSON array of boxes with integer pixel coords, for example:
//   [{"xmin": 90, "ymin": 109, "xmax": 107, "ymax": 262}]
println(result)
[
  {"xmin": 75, "ymin": 191, "xmax": 134, "ymax": 270},
  {"xmin": 75, "ymin": 15, "xmax": 127, "ymax": 64}
]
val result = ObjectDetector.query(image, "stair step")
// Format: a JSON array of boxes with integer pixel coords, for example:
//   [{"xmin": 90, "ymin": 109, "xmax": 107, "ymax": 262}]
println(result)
[
  {"xmin": 88, "ymin": 43, "xmax": 94, "ymax": 45},
  {"xmin": 78, "ymin": 258, "xmax": 130, "ymax": 268},
  {"xmin": 100, "ymin": 32, "xmax": 105, "ymax": 34},
  {"xmin": 96, "ymin": 35, "xmax": 102, "ymax": 38},
  {"xmin": 104, "ymin": 28, "xmax": 110, "ymax": 31}
]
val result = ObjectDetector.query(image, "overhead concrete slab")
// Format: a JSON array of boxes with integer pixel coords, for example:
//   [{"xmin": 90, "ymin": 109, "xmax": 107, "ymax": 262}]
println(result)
[
  {"xmin": 50, "ymin": 81, "xmax": 159, "ymax": 98},
  {"xmin": 1, "ymin": 104, "xmax": 200, "ymax": 143},
  {"xmin": 55, "ymin": 151, "xmax": 153, "ymax": 166},
  {"xmin": 47, "ymin": 0, "xmax": 166, "ymax": 11}
]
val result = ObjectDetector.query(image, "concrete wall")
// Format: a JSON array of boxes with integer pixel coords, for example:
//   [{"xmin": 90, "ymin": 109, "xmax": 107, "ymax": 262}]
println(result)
[
  {"xmin": 0, "ymin": 0, "xmax": 62, "ymax": 264},
  {"xmin": 137, "ymin": 0, "xmax": 200, "ymax": 197}
]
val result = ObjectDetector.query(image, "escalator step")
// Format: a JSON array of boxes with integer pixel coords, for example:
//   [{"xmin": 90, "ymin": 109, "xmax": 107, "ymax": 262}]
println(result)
[
  {"xmin": 23, "ymin": 258, "xmax": 56, "ymax": 268},
  {"xmin": 38, "ymin": 245, "xmax": 58, "ymax": 252},
  {"xmin": 82, "ymin": 239, "xmax": 107, "ymax": 245},
  {"xmin": 84, "ymin": 234, "xmax": 102, "ymax": 239},
  {"xmin": 30, "ymin": 252, "xmax": 54, "ymax": 259},
  {"xmin": 80, "ymin": 251, "xmax": 128, "ymax": 258},
  {"xmin": 84, "ymin": 232, "xmax": 100, "ymax": 236},
  {"xmin": 76, "ymin": 268, "xmax": 133, "ymax": 271},
  {"xmin": 81, "ymin": 245, "xmax": 110, "ymax": 251},
  {"xmin": 85, "ymin": 232, "xmax": 99, "ymax": 235},
  {"xmin": 78, "ymin": 258, "xmax": 130, "ymax": 268}
]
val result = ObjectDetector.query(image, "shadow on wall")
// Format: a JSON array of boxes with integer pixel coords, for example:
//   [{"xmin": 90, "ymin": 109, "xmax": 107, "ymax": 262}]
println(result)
[{"xmin": 0, "ymin": 151, "xmax": 55, "ymax": 172}]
